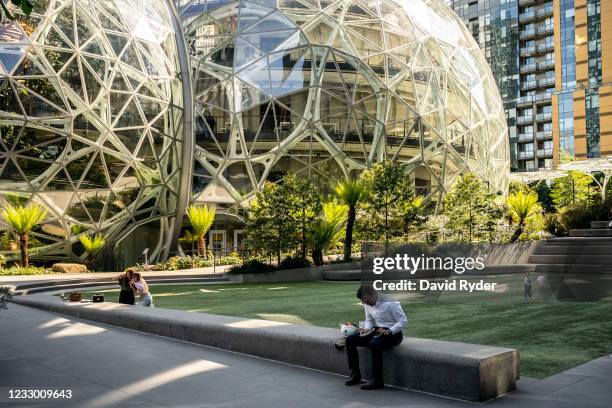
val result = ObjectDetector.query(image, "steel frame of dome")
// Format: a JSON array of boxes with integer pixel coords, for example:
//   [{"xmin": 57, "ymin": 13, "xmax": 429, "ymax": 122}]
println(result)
[
  {"xmin": 0, "ymin": 0, "xmax": 510, "ymax": 264},
  {"xmin": 177, "ymin": 0, "xmax": 510, "ymax": 214},
  {"xmin": 0, "ymin": 0, "xmax": 193, "ymax": 263}
]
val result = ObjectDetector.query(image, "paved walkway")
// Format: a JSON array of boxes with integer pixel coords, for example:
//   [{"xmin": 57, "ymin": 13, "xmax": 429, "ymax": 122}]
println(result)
[{"xmin": 2, "ymin": 304, "xmax": 611, "ymax": 408}]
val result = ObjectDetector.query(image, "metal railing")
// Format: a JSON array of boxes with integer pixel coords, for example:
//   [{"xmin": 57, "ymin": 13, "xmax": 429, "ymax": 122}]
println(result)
[{"xmin": 536, "ymin": 130, "xmax": 553, "ymax": 139}]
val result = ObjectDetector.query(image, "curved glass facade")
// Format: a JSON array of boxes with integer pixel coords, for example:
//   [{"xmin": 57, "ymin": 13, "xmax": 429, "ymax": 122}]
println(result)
[
  {"xmin": 178, "ymin": 0, "xmax": 510, "ymax": 212},
  {"xmin": 0, "ymin": 0, "xmax": 510, "ymax": 264},
  {"xmin": 0, "ymin": 0, "xmax": 186, "ymax": 264}
]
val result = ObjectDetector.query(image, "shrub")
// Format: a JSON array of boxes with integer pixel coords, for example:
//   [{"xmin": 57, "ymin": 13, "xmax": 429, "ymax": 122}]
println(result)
[
  {"xmin": 156, "ymin": 256, "xmax": 213, "ymax": 271},
  {"xmin": 0, "ymin": 287, "xmax": 12, "ymax": 310},
  {"xmin": 0, "ymin": 254, "xmax": 6, "ymax": 268},
  {"xmin": 559, "ymin": 205, "xmax": 592, "ymax": 230},
  {"xmin": 215, "ymin": 255, "xmax": 242, "ymax": 266},
  {"xmin": 226, "ymin": 259, "xmax": 276, "ymax": 275},
  {"xmin": 544, "ymin": 213, "xmax": 567, "ymax": 236},
  {"xmin": 279, "ymin": 256, "xmax": 312, "ymax": 270},
  {"xmin": 0, "ymin": 266, "xmax": 47, "ymax": 276}
]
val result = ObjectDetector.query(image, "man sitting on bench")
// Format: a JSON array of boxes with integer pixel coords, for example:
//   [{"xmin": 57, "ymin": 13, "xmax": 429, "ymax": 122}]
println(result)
[{"xmin": 345, "ymin": 284, "xmax": 407, "ymax": 390}]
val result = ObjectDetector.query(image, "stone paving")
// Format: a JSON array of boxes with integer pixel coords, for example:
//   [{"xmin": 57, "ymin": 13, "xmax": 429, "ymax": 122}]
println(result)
[{"xmin": 1, "ymin": 303, "xmax": 611, "ymax": 408}]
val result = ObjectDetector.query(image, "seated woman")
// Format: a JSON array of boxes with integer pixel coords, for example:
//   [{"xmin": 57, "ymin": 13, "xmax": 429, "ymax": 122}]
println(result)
[
  {"xmin": 114, "ymin": 269, "xmax": 135, "ymax": 305},
  {"xmin": 130, "ymin": 272, "xmax": 153, "ymax": 307}
]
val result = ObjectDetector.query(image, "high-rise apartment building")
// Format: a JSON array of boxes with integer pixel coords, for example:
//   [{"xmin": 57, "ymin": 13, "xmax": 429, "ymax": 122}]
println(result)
[{"xmin": 450, "ymin": 0, "xmax": 610, "ymax": 171}]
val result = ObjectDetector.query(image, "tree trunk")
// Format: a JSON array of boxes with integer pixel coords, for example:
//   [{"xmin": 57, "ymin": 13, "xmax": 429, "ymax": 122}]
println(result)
[
  {"xmin": 19, "ymin": 233, "xmax": 28, "ymax": 268},
  {"xmin": 344, "ymin": 205, "xmax": 356, "ymax": 262},
  {"xmin": 312, "ymin": 248, "xmax": 323, "ymax": 266},
  {"xmin": 301, "ymin": 208, "xmax": 306, "ymax": 259},
  {"xmin": 197, "ymin": 235, "xmax": 206, "ymax": 257},
  {"xmin": 384, "ymin": 204, "xmax": 389, "ymax": 255},
  {"xmin": 510, "ymin": 220, "xmax": 525, "ymax": 243}
]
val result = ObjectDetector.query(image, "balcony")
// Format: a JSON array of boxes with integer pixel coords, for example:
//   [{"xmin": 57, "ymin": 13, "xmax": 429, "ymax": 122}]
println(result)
[
  {"xmin": 536, "ymin": 24, "xmax": 554, "ymax": 35},
  {"xmin": 536, "ymin": 112, "xmax": 552, "ymax": 122},
  {"xmin": 520, "ymin": 28, "xmax": 536, "ymax": 39},
  {"xmin": 537, "ymin": 59, "xmax": 555, "ymax": 71},
  {"xmin": 519, "ymin": 0, "xmax": 536, "ymax": 5},
  {"xmin": 537, "ymin": 148, "xmax": 553, "ymax": 157},
  {"xmin": 517, "ymin": 115, "xmax": 534, "ymax": 124},
  {"xmin": 536, "ymin": 42, "xmax": 554, "ymax": 53},
  {"xmin": 534, "ymin": 93, "xmax": 553, "ymax": 104},
  {"xmin": 518, "ymin": 151, "xmax": 535, "ymax": 159},
  {"xmin": 538, "ymin": 77, "xmax": 555, "ymax": 87},
  {"xmin": 536, "ymin": 6, "xmax": 554, "ymax": 19},
  {"xmin": 520, "ymin": 63, "xmax": 537, "ymax": 73},
  {"xmin": 518, "ymin": 133, "xmax": 535, "ymax": 141},
  {"xmin": 536, "ymin": 130, "xmax": 553, "ymax": 140},
  {"xmin": 519, "ymin": 11, "xmax": 536, "ymax": 22},
  {"xmin": 521, "ymin": 80, "xmax": 538, "ymax": 90},
  {"xmin": 520, "ymin": 45, "xmax": 536, "ymax": 56},
  {"xmin": 517, "ymin": 95, "xmax": 534, "ymax": 106}
]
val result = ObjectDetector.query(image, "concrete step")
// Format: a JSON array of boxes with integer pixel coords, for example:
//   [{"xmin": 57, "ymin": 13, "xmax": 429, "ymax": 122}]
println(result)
[
  {"xmin": 528, "ymin": 254, "xmax": 612, "ymax": 264},
  {"xmin": 532, "ymin": 245, "xmax": 612, "ymax": 255},
  {"xmin": 11, "ymin": 276, "xmax": 229, "ymax": 295},
  {"xmin": 537, "ymin": 237, "xmax": 612, "ymax": 245},
  {"xmin": 570, "ymin": 229, "xmax": 612, "ymax": 237},
  {"xmin": 533, "ymin": 264, "xmax": 612, "ymax": 274},
  {"xmin": 591, "ymin": 221, "xmax": 611, "ymax": 229}
]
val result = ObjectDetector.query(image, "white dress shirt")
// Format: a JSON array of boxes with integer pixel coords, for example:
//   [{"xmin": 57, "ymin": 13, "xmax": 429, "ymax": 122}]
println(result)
[{"xmin": 363, "ymin": 296, "xmax": 408, "ymax": 334}]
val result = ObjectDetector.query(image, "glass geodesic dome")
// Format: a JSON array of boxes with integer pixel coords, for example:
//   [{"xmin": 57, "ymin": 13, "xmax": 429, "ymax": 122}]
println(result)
[
  {"xmin": 0, "ymin": 0, "xmax": 187, "ymax": 264},
  {"xmin": 177, "ymin": 0, "xmax": 510, "ymax": 210}
]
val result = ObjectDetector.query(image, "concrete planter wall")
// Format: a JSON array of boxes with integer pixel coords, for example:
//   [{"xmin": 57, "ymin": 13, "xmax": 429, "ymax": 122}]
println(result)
[{"xmin": 226, "ymin": 262, "xmax": 360, "ymax": 283}]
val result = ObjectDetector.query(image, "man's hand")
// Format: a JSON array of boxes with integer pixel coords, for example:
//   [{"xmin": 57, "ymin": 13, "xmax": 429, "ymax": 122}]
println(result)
[
  {"xmin": 376, "ymin": 328, "xmax": 391, "ymax": 336},
  {"xmin": 359, "ymin": 328, "xmax": 372, "ymax": 334}
]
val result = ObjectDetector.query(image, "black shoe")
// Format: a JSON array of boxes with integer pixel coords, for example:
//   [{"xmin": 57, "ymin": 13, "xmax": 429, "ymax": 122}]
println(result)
[
  {"xmin": 345, "ymin": 372, "xmax": 362, "ymax": 386},
  {"xmin": 360, "ymin": 380, "xmax": 384, "ymax": 390}
]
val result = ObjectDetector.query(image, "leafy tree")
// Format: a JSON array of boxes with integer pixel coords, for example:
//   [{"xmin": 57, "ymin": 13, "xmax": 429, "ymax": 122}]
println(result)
[
  {"xmin": 307, "ymin": 202, "xmax": 347, "ymax": 266},
  {"xmin": 507, "ymin": 191, "xmax": 542, "ymax": 242},
  {"xmin": 334, "ymin": 178, "xmax": 368, "ymax": 261},
  {"xmin": 285, "ymin": 175, "xmax": 322, "ymax": 259},
  {"xmin": 550, "ymin": 171, "xmax": 594, "ymax": 210},
  {"xmin": 1, "ymin": 0, "xmax": 32, "ymax": 21},
  {"xmin": 401, "ymin": 195, "xmax": 425, "ymax": 234},
  {"xmin": 79, "ymin": 233, "xmax": 105, "ymax": 270},
  {"xmin": 246, "ymin": 174, "xmax": 321, "ymax": 264},
  {"xmin": 443, "ymin": 173, "xmax": 504, "ymax": 242},
  {"xmin": 186, "ymin": 204, "xmax": 215, "ymax": 257},
  {"xmin": 531, "ymin": 181, "xmax": 554, "ymax": 213},
  {"xmin": 1, "ymin": 203, "xmax": 46, "ymax": 267},
  {"xmin": 362, "ymin": 162, "xmax": 411, "ymax": 247},
  {"xmin": 246, "ymin": 180, "xmax": 297, "ymax": 264}
]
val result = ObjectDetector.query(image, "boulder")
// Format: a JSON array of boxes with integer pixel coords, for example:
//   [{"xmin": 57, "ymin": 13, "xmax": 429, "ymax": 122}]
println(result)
[{"xmin": 51, "ymin": 263, "xmax": 88, "ymax": 274}]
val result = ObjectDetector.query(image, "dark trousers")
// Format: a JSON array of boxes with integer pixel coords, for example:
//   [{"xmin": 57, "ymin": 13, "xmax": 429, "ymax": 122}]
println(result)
[
  {"xmin": 345, "ymin": 328, "xmax": 403, "ymax": 382},
  {"xmin": 119, "ymin": 289, "xmax": 135, "ymax": 305}
]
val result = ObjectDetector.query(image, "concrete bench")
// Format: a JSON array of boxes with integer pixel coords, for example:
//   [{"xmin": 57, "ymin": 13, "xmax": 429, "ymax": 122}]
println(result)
[{"xmin": 12, "ymin": 295, "xmax": 519, "ymax": 402}]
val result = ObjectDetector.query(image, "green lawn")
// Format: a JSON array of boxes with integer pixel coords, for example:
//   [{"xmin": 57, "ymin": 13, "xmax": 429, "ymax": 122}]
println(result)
[{"xmin": 84, "ymin": 277, "xmax": 612, "ymax": 378}]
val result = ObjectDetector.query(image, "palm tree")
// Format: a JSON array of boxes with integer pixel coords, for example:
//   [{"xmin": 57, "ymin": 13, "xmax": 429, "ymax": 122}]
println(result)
[
  {"xmin": 334, "ymin": 179, "xmax": 368, "ymax": 262},
  {"xmin": 1, "ymin": 203, "xmax": 46, "ymax": 267},
  {"xmin": 307, "ymin": 202, "xmax": 347, "ymax": 266},
  {"xmin": 79, "ymin": 233, "xmax": 105, "ymax": 270},
  {"xmin": 507, "ymin": 191, "xmax": 541, "ymax": 242},
  {"xmin": 186, "ymin": 204, "xmax": 215, "ymax": 257}
]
